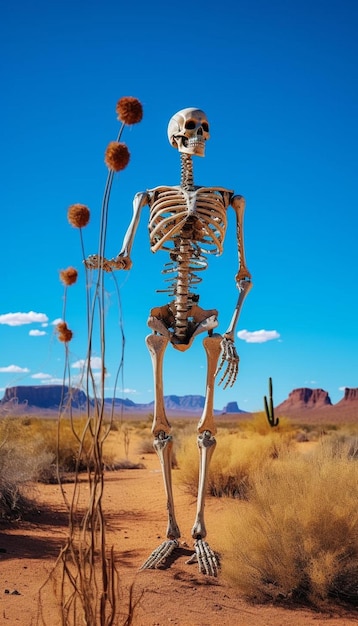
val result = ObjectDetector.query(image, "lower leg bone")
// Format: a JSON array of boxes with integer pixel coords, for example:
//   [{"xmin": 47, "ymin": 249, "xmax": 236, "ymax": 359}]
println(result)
[
  {"xmin": 188, "ymin": 431, "xmax": 219, "ymax": 576},
  {"xmin": 193, "ymin": 334, "xmax": 222, "ymax": 536},
  {"xmin": 153, "ymin": 432, "xmax": 180, "ymax": 540},
  {"xmin": 188, "ymin": 334, "xmax": 221, "ymax": 576},
  {"xmin": 192, "ymin": 430, "xmax": 216, "ymax": 539}
]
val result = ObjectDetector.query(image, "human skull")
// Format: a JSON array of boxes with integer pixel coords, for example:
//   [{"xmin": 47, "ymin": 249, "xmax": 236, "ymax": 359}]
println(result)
[{"xmin": 167, "ymin": 108, "xmax": 210, "ymax": 157}]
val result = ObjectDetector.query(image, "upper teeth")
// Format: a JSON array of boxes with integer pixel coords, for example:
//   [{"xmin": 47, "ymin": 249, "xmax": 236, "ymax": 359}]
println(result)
[{"xmin": 188, "ymin": 137, "xmax": 204, "ymax": 144}]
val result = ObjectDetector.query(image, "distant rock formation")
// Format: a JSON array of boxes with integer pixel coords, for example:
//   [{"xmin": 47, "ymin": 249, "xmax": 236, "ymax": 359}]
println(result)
[
  {"xmin": 222, "ymin": 401, "xmax": 244, "ymax": 414},
  {"xmin": 276, "ymin": 387, "xmax": 332, "ymax": 412},
  {"xmin": 105, "ymin": 395, "xmax": 208, "ymax": 412},
  {"xmin": 103, "ymin": 397, "xmax": 137, "ymax": 409},
  {"xmin": 1, "ymin": 384, "xmax": 356, "ymax": 418},
  {"xmin": 0, "ymin": 385, "xmax": 87, "ymax": 410},
  {"xmin": 336, "ymin": 387, "xmax": 358, "ymax": 403},
  {"xmin": 0, "ymin": 386, "xmax": 243, "ymax": 414},
  {"xmin": 162, "ymin": 395, "xmax": 206, "ymax": 411}
]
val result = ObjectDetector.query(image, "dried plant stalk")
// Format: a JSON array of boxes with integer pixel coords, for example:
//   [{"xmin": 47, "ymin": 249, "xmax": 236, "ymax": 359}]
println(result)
[{"xmin": 39, "ymin": 96, "xmax": 143, "ymax": 625}]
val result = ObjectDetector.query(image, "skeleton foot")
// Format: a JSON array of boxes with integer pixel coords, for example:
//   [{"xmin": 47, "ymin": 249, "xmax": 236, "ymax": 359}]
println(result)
[
  {"xmin": 140, "ymin": 539, "xmax": 179, "ymax": 570},
  {"xmin": 186, "ymin": 539, "xmax": 220, "ymax": 577}
]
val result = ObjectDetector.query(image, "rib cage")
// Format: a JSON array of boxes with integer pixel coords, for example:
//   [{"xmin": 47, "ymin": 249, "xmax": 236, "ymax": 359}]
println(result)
[
  {"xmin": 148, "ymin": 186, "xmax": 229, "ymax": 300},
  {"xmin": 149, "ymin": 187, "xmax": 228, "ymax": 255},
  {"xmin": 147, "ymin": 185, "xmax": 230, "ymax": 341}
]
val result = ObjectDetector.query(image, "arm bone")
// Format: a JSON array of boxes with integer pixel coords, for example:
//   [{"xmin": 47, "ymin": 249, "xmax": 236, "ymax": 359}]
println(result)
[
  {"xmin": 224, "ymin": 279, "xmax": 253, "ymax": 342},
  {"xmin": 114, "ymin": 190, "xmax": 149, "ymax": 267},
  {"xmin": 84, "ymin": 191, "xmax": 149, "ymax": 271},
  {"xmin": 224, "ymin": 194, "xmax": 253, "ymax": 340}
]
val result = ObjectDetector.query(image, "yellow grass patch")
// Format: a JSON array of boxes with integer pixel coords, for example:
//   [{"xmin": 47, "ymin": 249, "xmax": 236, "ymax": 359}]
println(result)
[{"xmin": 218, "ymin": 440, "xmax": 358, "ymax": 606}]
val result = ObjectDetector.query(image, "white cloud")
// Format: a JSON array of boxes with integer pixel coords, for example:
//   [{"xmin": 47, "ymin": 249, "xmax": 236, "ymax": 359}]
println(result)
[
  {"xmin": 29, "ymin": 329, "xmax": 47, "ymax": 336},
  {"xmin": 51, "ymin": 318, "xmax": 63, "ymax": 326},
  {"xmin": 72, "ymin": 357, "xmax": 103, "ymax": 370},
  {"xmin": 0, "ymin": 364, "xmax": 30, "ymax": 374},
  {"xmin": 71, "ymin": 371, "xmax": 109, "ymax": 389},
  {"xmin": 237, "ymin": 329, "xmax": 281, "ymax": 344},
  {"xmin": 0, "ymin": 311, "xmax": 49, "ymax": 326},
  {"xmin": 41, "ymin": 377, "xmax": 65, "ymax": 385},
  {"xmin": 31, "ymin": 372, "xmax": 52, "ymax": 379}
]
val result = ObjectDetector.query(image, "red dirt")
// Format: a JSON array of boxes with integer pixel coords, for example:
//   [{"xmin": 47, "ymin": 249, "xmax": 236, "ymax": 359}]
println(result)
[{"xmin": 1, "ymin": 450, "xmax": 357, "ymax": 626}]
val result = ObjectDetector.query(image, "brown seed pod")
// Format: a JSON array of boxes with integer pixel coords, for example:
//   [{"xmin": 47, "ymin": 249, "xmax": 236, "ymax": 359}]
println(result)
[
  {"xmin": 105, "ymin": 141, "xmax": 130, "ymax": 171},
  {"xmin": 116, "ymin": 96, "xmax": 143, "ymax": 125},
  {"xmin": 59, "ymin": 267, "xmax": 78, "ymax": 286},
  {"xmin": 67, "ymin": 204, "xmax": 90, "ymax": 228},
  {"xmin": 56, "ymin": 321, "xmax": 73, "ymax": 343}
]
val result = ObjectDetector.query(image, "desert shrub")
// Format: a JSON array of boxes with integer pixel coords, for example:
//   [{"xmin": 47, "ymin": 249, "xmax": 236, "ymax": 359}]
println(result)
[
  {"xmin": 176, "ymin": 429, "xmax": 295, "ymax": 499},
  {"xmin": 241, "ymin": 411, "xmax": 294, "ymax": 436},
  {"xmin": 0, "ymin": 417, "xmax": 119, "ymax": 485},
  {"xmin": 136, "ymin": 437, "xmax": 155, "ymax": 455},
  {"xmin": 0, "ymin": 471, "xmax": 33, "ymax": 519},
  {"xmin": 324, "ymin": 431, "xmax": 358, "ymax": 459},
  {"xmin": 0, "ymin": 420, "xmax": 53, "ymax": 517},
  {"xmin": 220, "ymin": 441, "xmax": 358, "ymax": 607}
]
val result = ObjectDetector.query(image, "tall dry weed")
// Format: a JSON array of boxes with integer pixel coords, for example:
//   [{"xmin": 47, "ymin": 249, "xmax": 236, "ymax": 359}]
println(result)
[{"xmin": 38, "ymin": 97, "xmax": 143, "ymax": 626}]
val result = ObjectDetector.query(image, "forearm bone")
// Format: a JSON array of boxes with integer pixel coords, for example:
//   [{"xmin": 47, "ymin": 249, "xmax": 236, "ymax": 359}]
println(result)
[{"xmin": 85, "ymin": 191, "xmax": 149, "ymax": 271}]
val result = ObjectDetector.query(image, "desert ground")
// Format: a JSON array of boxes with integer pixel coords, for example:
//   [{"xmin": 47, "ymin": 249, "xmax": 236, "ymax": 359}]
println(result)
[{"xmin": 1, "ymin": 430, "xmax": 358, "ymax": 626}]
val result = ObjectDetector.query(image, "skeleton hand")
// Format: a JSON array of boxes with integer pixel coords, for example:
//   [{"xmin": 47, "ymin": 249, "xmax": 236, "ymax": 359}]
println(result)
[
  {"xmin": 215, "ymin": 336, "xmax": 239, "ymax": 389},
  {"xmin": 84, "ymin": 254, "xmax": 132, "ymax": 272}
]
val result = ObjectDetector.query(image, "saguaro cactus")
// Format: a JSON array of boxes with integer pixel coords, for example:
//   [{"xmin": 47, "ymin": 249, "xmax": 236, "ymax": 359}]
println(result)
[{"xmin": 264, "ymin": 377, "xmax": 279, "ymax": 427}]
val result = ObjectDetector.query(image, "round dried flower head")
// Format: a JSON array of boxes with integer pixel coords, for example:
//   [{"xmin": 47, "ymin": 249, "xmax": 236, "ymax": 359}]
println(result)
[
  {"xmin": 60, "ymin": 267, "xmax": 78, "ymax": 286},
  {"xmin": 56, "ymin": 321, "xmax": 73, "ymax": 343},
  {"xmin": 105, "ymin": 141, "xmax": 130, "ymax": 172},
  {"xmin": 68, "ymin": 204, "xmax": 90, "ymax": 228},
  {"xmin": 116, "ymin": 96, "xmax": 143, "ymax": 125}
]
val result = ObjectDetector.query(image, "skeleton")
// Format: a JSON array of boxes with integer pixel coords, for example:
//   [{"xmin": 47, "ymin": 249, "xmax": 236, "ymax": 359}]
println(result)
[{"xmin": 86, "ymin": 108, "xmax": 252, "ymax": 576}]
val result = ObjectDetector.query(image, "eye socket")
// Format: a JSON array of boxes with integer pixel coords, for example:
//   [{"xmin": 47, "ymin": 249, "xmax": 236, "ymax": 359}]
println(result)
[
  {"xmin": 202, "ymin": 122, "xmax": 209, "ymax": 133},
  {"xmin": 185, "ymin": 120, "xmax": 196, "ymax": 130}
]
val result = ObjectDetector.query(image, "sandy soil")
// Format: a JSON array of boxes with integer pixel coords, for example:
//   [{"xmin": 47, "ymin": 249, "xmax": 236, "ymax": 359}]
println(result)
[{"xmin": 1, "ymin": 444, "xmax": 357, "ymax": 626}]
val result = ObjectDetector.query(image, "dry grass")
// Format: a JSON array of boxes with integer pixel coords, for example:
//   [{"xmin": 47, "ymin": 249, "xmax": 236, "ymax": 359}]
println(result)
[
  {"xmin": 0, "ymin": 416, "xmax": 145, "ymax": 519},
  {"xmin": 0, "ymin": 416, "xmax": 120, "ymax": 478},
  {"xmin": 2, "ymin": 407, "xmax": 358, "ymax": 615},
  {"xmin": 240, "ymin": 411, "xmax": 294, "ymax": 435},
  {"xmin": 219, "ymin": 440, "xmax": 358, "ymax": 607},
  {"xmin": 0, "ymin": 418, "xmax": 53, "ymax": 518},
  {"xmin": 176, "ymin": 425, "xmax": 296, "ymax": 498}
]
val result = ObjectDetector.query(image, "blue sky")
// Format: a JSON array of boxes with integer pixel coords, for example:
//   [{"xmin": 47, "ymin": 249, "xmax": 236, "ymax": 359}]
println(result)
[{"xmin": 0, "ymin": 0, "xmax": 357, "ymax": 412}]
